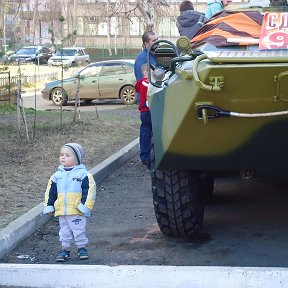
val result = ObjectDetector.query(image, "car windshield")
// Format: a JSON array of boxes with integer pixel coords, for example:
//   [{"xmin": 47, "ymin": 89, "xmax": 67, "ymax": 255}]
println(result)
[
  {"xmin": 71, "ymin": 65, "xmax": 102, "ymax": 78},
  {"xmin": 17, "ymin": 47, "xmax": 37, "ymax": 55},
  {"xmin": 55, "ymin": 49, "xmax": 76, "ymax": 56},
  {"xmin": 71, "ymin": 70, "xmax": 81, "ymax": 77}
]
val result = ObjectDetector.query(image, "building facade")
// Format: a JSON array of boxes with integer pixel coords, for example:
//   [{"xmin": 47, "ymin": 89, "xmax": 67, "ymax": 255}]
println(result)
[{"xmin": 1, "ymin": 0, "xmax": 247, "ymax": 52}]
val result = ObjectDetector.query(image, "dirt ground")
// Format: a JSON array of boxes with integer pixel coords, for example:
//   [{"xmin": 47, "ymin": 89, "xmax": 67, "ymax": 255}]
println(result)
[
  {"xmin": 3, "ymin": 153, "xmax": 288, "ymax": 268},
  {"xmin": 0, "ymin": 104, "xmax": 140, "ymax": 229}
]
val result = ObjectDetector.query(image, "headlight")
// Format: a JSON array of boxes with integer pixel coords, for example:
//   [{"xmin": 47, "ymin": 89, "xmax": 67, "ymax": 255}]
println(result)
[
  {"xmin": 176, "ymin": 36, "xmax": 191, "ymax": 54},
  {"xmin": 41, "ymin": 83, "xmax": 48, "ymax": 90}
]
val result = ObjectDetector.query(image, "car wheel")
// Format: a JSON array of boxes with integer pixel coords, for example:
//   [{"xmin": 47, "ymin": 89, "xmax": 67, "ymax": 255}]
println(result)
[
  {"xmin": 120, "ymin": 85, "xmax": 136, "ymax": 105},
  {"xmin": 83, "ymin": 99, "xmax": 94, "ymax": 105},
  {"xmin": 51, "ymin": 88, "xmax": 68, "ymax": 106},
  {"xmin": 41, "ymin": 59, "xmax": 48, "ymax": 65}
]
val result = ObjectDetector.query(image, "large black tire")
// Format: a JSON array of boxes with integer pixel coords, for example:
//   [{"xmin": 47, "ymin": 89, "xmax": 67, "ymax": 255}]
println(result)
[
  {"xmin": 151, "ymin": 169, "xmax": 205, "ymax": 237},
  {"xmin": 198, "ymin": 173, "xmax": 215, "ymax": 203}
]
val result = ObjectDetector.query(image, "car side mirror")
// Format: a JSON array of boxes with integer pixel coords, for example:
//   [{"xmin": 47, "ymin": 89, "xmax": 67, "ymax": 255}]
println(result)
[{"xmin": 75, "ymin": 75, "xmax": 85, "ymax": 80}]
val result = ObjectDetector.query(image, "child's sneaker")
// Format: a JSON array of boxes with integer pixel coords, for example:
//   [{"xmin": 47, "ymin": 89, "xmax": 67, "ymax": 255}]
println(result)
[
  {"xmin": 78, "ymin": 247, "xmax": 89, "ymax": 260},
  {"xmin": 56, "ymin": 249, "xmax": 70, "ymax": 262}
]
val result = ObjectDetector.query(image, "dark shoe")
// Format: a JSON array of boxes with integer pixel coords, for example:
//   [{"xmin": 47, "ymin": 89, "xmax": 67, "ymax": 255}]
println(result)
[
  {"xmin": 142, "ymin": 159, "xmax": 153, "ymax": 172},
  {"xmin": 78, "ymin": 247, "xmax": 89, "ymax": 260},
  {"xmin": 146, "ymin": 166, "xmax": 153, "ymax": 173},
  {"xmin": 56, "ymin": 249, "xmax": 70, "ymax": 262}
]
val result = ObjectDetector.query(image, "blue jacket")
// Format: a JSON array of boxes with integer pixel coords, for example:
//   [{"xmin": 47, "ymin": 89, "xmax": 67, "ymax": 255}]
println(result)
[
  {"xmin": 43, "ymin": 164, "xmax": 96, "ymax": 217},
  {"xmin": 204, "ymin": 0, "xmax": 223, "ymax": 18},
  {"xmin": 134, "ymin": 48, "xmax": 156, "ymax": 82},
  {"xmin": 177, "ymin": 10, "xmax": 207, "ymax": 39}
]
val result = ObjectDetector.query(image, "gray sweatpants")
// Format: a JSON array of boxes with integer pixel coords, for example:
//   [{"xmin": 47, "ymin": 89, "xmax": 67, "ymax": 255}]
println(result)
[{"xmin": 58, "ymin": 215, "xmax": 88, "ymax": 249}]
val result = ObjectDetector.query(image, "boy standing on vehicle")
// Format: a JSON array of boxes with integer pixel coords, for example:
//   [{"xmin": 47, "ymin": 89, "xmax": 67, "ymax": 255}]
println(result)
[
  {"xmin": 204, "ymin": 0, "xmax": 232, "ymax": 18},
  {"xmin": 43, "ymin": 143, "xmax": 96, "ymax": 262},
  {"xmin": 177, "ymin": 0, "xmax": 207, "ymax": 39}
]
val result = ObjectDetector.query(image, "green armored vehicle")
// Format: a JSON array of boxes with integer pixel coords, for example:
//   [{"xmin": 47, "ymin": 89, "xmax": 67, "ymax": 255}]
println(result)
[{"xmin": 148, "ymin": 0, "xmax": 288, "ymax": 237}]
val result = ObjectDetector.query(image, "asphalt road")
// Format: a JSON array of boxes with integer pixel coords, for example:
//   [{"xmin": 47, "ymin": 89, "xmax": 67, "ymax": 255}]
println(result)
[{"xmin": 1, "ymin": 153, "xmax": 288, "ymax": 267}]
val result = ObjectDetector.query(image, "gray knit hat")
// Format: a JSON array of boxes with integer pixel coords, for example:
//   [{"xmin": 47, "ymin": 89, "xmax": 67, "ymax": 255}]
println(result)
[{"xmin": 62, "ymin": 143, "xmax": 85, "ymax": 165}]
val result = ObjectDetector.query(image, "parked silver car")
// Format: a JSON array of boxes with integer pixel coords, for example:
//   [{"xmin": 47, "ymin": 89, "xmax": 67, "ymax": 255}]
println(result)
[
  {"xmin": 41, "ymin": 59, "xmax": 136, "ymax": 105},
  {"xmin": 48, "ymin": 47, "xmax": 90, "ymax": 67}
]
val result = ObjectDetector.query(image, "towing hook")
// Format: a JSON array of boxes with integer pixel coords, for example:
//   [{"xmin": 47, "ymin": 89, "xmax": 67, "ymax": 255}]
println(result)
[{"xmin": 197, "ymin": 105, "xmax": 231, "ymax": 119}]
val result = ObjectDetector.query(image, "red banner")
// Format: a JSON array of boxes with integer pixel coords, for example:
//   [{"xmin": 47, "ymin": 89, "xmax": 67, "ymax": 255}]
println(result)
[{"xmin": 259, "ymin": 12, "xmax": 288, "ymax": 50}]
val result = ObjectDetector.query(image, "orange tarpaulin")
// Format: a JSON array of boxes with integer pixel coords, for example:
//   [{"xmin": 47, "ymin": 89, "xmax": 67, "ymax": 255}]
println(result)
[{"xmin": 191, "ymin": 11, "xmax": 264, "ymax": 48}]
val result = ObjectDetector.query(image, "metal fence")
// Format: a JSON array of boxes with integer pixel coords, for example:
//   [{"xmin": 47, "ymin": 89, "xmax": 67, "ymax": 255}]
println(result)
[
  {"xmin": 0, "ymin": 72, "xmax": 58, "ymax": 88},
  {"xmin": 0, "ymin": 72, "xmax": 58, "ymax": 87}
]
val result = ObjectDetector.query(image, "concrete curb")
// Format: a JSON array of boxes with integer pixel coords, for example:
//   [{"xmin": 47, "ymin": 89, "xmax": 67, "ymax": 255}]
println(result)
[
  {"xmin": 90, "ymin": 138, "xmax": 139, "ymax": 184},
  {"xmin": 1, "ymin": 264, "xmax": 288, "ymax": 288},
  {"xmin": 0, "ymin": 138, "xmax": 139, "ymax": 259},
  {"xmin": 0, "ymin": 204, "xmax": 49, "ymax": 260}
]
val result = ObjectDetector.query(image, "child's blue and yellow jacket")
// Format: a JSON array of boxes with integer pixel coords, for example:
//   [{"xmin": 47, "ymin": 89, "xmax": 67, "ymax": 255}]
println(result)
[{"xmin": 43, "ymin": 164, "xmax": 96, "ymax": 217}]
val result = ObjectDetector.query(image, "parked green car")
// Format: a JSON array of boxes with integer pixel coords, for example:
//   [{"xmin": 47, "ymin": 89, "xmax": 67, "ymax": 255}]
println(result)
[{"xmin": 41, "ymin": 59, "xmax": 136, "ymax": 106}]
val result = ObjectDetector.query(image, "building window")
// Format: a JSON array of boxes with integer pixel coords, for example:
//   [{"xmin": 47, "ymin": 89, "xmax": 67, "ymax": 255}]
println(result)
[
  {"xmin": 98, "ymin": 22, "xmax": 108, "ymax": 35},
  {"xmin": 77, "ymin": 17, "xmax": 84, "ymax": 35},
  {"xmin": 111, "ymin": 17, "xmax": 120, "ymax": 35},
  {"xmin": 129, "ymin": 17, "xmax": 144, "ymax": 36},
  {"xmin": 158, "ymin": 17, "xmax": 178, "ymax": 37},
  {"xmin": 97, "ymin": 17, "xmax": 121, "ymax": 35}
]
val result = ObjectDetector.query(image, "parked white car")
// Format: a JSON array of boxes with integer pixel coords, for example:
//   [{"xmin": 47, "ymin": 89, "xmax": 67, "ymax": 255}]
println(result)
[{"xmin": 48, "ymin": 47, "xmax": 90, "ymax": 67}]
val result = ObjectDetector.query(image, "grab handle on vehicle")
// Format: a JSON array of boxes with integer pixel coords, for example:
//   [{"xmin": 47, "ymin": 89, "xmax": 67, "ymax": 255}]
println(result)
[{"xmin": 193, "ymin": 54, "xmax": 222, "ymax": 92}]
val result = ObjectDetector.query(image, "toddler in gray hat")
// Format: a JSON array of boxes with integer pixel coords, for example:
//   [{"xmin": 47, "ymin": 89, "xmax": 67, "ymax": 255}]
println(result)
[{"xmin": 43, "ymin": 143, "xmax": 96, "ymax": 262}]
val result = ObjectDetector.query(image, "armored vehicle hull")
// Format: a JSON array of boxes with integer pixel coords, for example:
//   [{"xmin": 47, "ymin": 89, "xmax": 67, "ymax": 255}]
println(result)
[
  {"xmin": 150, "ymin": 52, "xmax": 288, "ymax": 174},
  {"xmin": 148, "ymin": 3, "xmax": 288, "ymax": 237}
]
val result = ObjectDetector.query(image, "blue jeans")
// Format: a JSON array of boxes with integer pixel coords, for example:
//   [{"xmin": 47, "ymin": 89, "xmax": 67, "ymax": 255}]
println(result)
[
  {"xmin": 136, "ymin": 92, "xmax": 140, "ymax": 105},
  {"xmin": 140, "ymin": 111, "xmax": 152, "ymax": 162}
]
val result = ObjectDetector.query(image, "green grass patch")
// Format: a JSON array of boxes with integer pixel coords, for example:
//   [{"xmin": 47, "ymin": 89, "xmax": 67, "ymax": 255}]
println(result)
[
  {"xmin": 0, "ymin": 106, "xmax": 139, "ymax": 139},
  {"xmin": 0, "ymin": 103, "xmax": 17, "ymax": 113}
]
